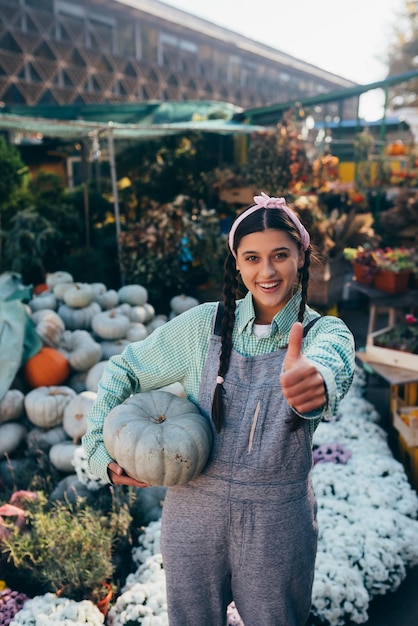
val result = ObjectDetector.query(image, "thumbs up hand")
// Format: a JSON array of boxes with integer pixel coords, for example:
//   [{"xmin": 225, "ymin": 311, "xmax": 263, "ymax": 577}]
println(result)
[{"xmin": 280, "ymin": 322, "xmax": 327, "ymax": 414}]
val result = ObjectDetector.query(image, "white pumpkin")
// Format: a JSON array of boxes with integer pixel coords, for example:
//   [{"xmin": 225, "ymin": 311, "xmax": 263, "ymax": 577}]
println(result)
[
  {"xmin": 146, "ymin": 315, "xmax": 168, "ymax": 333},
  {"xmin": 90, "ymin": 282, "xmax": 107, "ymax": 294},
  {"xmin": 0, "ymin": 389, "xmax": 25, "ymax": 424},
  {"xmin": 58, "ymin": 302, "xmax": 101, "ymax": 330},
  {"xmin": 29, "ymin": 290, "xmax": 57, "ymax": 312},
  {"xmin": 53, "ymin": 282, "xmax": 74, "ymax": 301},
  {"xmin": 24, "ymin": 386, "xmax": 77, "ymax": 428},
  {"xmin": 63, "ymin": 283, "xmax": 94, "ymax": 308},
  {"xmin": 49, "ymin": 441, "xmax": 79, "ymax": 473},
  {"xmin": 170, "ymin": 294, "xmax": 199, "ymax": 315},
  {"xmin": 126, "ymin": 322, "xmax": 148, "ymax": 342},
  {"xmin": 129, "ymin": 305, "xmax": 147, "ymax": 324},
  {"xmin": 103, "ymin": 391, "xmax": 213, "ymax": 486},
  {"xmin": 27, "ymin": 425, "xmax": 68, "ymax": 453},
  {"xmin": 0, "ymin": 422, "xmax": 27, "ymax": 455},
  {"xmin": 63, "ymin": 391, "xmax": 97, "ymax": 443},
  {"xmin": 142, "ymin": 303, "xmax": 155, "ymax": 322},
  {"xmin": 118, "ymin": 284, "xmax": 148, "ymax": 306},
  {"xmin": 35, "ymin": 310, "xmax": 65, "ymax": 347},
  {"xmin": 115, "ymin": 303, "xmax": 131, "ymax": 316},
  {"xmin": 92, "ymin": 285, "xmax": 119, "ymax": 310},
  {"xmin": 66, "ymin": 371, "xmax": 88, "ymax": 394},
  {"xmin": 91, "ymin": 309, "xmax": 130, "ymax": 340},
  {"xmin": 57, "ymin": 330, "xmax": 102, "ymax": 371},
  {"xmin": 100, "ymin": 339, "xmax": 130, "ymax": 360},
  {"xmin": 85, "ymin": 361, "xmax": 109, "ymax": 392},
  {"xmin": 46, "ymin": 271, "xmax": 73, "ymax": 289}
]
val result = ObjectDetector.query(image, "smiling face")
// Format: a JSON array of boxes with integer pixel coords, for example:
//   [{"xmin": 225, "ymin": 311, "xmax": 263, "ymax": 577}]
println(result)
[{"xmin": 235, "ymin": 228, "xmax": 304, "ymax": 323}]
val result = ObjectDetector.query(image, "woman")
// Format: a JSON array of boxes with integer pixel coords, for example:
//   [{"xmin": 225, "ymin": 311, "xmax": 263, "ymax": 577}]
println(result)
[{"xmin": 83, "ymin": 192, "xmax": 355, "ymax": 626}]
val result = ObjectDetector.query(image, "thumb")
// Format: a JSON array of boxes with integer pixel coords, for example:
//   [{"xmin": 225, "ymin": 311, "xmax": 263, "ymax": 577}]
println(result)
[{"xmin": 284, "ymin": 322, "xmax": 303, "ymax": 370}]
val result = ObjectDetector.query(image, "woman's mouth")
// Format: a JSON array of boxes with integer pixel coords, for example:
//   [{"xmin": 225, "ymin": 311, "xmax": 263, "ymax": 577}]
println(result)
[{"xmin": 258, "ymin": 281, "xmax": 281, "ymax": 290}]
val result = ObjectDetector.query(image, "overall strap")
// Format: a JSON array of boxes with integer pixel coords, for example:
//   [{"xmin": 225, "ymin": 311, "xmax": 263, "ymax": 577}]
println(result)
[
  {"xmin": 302, "ymin": 316, "xmax": 321, "ymax": 337},
  {"xmin": 213, "ymin": 301, "xmax": 225, "ymax": 336}
]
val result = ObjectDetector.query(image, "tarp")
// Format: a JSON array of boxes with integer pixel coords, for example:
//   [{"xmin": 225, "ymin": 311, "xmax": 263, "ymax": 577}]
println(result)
[
  {"xmin": 0, "ymin": 113, "xmax": 268, "ymax": 140},
  {"xmin": 0, "ymin": 273, "xmax": 42, "ymax": 402},
  {"xmin": 0, "ymin": 100, "xmax": 267, "ymax": 140}
]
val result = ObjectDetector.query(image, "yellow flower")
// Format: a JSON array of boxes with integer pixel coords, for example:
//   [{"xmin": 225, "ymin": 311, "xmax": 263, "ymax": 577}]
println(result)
[{"xmin": 0, "ymin": 580, "xmax": 7, "ymax": 591}]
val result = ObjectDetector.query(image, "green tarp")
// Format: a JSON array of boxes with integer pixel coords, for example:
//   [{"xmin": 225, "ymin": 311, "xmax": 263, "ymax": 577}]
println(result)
[{"xmin": 0, "ymin": 273, "xmax": 42, "ymax": 402}]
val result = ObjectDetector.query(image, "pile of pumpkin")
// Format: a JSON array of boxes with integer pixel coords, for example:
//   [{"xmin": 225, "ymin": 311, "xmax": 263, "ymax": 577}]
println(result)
[{"xmin": 0, "ymin": 270, "xmax": 200, "ymax": 482}]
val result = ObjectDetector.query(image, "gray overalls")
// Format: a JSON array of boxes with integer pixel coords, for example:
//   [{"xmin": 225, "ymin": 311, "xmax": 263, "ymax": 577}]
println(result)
[{"xmin": 161, "ymin": 310, "xmax": 319, "ymax": 626}]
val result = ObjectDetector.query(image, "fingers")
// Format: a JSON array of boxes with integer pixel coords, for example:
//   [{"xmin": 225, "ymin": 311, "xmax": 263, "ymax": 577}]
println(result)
[
  {"xmin": 281, "ymin": 370, "xmax": 326, "ymax": 413},
  {"xmin": 283, "ymin": 322, "xmax": 304, "ymax": 370},
  {"xmin": 108, "ymin": 461, "xmax": 123, "ymax": 476},
  {"xmin": 108, "ymin": 462, "xmax": 149, "ymax": 488}
]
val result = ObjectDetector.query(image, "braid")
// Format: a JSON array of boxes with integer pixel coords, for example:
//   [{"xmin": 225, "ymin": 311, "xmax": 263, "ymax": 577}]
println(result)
[
  {"xmin": 297, "ymin": 247, "xmax": 311, "ymax": 322},
  {"xmin": 211, "ymin": 253, "xmax": 237, "ymax": 433}
]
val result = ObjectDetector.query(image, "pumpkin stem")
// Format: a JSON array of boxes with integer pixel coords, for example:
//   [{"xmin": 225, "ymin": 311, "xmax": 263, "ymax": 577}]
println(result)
[{"xmin": 155, "ymin": 415, "xmax": 166, "ymax": 424}]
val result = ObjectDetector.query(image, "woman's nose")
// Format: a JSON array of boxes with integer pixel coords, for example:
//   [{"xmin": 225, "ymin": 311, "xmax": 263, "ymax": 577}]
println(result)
[{"xmin": 259, "ymin": 259, "xmax": 275, "ymax": 277}]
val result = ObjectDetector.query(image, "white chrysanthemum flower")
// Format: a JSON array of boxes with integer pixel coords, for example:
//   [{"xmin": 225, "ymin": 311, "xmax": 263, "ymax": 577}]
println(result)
[
  {"xmin": 10, "ymin": 593, "xmax": 104, "ymax": 625},
  {"xmin": 72, "ymin": 445, "xmax": 108, "ymax": 491}
]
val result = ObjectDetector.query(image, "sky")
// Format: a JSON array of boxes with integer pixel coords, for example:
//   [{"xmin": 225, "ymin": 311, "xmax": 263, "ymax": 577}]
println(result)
[{"xmin": 162, "ymin": 0, "xmax": 407, "ymax": 120}]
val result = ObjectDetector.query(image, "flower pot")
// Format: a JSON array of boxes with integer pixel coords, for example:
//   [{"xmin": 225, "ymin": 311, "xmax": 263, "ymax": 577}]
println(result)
[
  {"xmin": 352, "ymin": 262, "xmax": 375, "ymax": 286},
  {"xmin": 373, "ymin": 269, "xmax": 412, "ymax": 294}
]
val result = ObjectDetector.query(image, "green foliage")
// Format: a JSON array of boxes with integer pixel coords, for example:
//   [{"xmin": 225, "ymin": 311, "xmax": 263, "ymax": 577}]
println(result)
[
  {"xmin": 2, "ymin": 208, "xmax": 60, "ymax": 284},
  {"xmin": 119, "ymin": 195, "xmax": 226, "ymax": 310},
  {"xmin": 1, "ymin": 490, "xmax": 134, "ymax": 602},
  {"xmin": 387, "ymin": 1, "xmax": 418, "ymax": 107},
  {"xmin": 0, "ymin": 136, "xmax": 28, "ymax": 208},
  {"xmin": 1, "ymin": 169, "xmax": 119, "ymax": 285},
  {"xmin": 116, "ymin": 133, "xmax": 233, "ymax": 205}
]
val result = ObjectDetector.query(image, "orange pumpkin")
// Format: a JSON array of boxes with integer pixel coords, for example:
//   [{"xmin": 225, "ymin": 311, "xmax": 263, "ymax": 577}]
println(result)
[
  {"xmin": 33, "ymin": 283, "xmax": 48, "ymax": 295},
  {"xmin": 23, "ymin": 347, "xmax": 70, "ymax": 388}
]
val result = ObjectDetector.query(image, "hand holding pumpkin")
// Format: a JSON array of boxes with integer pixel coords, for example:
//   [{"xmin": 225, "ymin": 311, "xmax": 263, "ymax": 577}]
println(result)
[
  {"xmin": 280, "ymin": 322, "xmax": 327, "ymax": 413},
  {"xmin": 107, "ymin": 461, "xmax": 149, "ymax": 488}
]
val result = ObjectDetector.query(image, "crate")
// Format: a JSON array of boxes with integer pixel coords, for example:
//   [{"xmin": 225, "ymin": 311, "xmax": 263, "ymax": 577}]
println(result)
[
  {"xmin": 307, "ymin": 258, "xmax": 349, "ymax": 307},
  {"xmin": 398, "ymin": 434, "xmax": 418, "ymax": 492},
  {"xmin": 365, "ymin": 326, "xmax": 418, "ymax": 372},
  {"xmin": 393, "ymin": 400, "xmax": 418, "ymax": 447}
]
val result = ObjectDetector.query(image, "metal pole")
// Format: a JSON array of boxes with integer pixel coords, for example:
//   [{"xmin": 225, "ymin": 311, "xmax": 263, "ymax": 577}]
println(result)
[{"xmin": 107, "ymin": 123, "xmax": 124, "ymax": 285}]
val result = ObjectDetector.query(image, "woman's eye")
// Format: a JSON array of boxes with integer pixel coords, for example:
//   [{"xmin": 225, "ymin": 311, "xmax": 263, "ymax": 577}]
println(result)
[{"xmin": 245, "ymin": 255, "xmax": 258, "ymax": 262}]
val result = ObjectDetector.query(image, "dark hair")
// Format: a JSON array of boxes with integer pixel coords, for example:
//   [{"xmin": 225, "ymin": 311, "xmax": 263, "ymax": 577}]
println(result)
[{"xmin": 211, "ymin": 206, "xmax": 312, "ymax": 433}]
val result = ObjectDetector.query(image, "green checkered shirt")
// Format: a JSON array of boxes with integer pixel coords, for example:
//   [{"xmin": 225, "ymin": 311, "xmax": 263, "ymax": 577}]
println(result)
[{"xmin": 82, "ymin": 291, "xmax": 355, "ymax": 482}]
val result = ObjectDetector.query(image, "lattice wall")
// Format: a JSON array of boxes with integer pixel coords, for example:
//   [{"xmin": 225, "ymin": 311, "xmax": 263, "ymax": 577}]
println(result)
[{"xmin": 0, "ymin": 0, "xmax": 353, "ymax": 114}]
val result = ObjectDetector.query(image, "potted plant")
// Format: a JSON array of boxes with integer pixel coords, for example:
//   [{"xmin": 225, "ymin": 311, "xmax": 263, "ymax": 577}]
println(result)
[
  {"xmin": 343, "ymin": 246, "xmax": 416, "ymax": 293},
  {"xmin": 373, "ymin": 247, "xmax": 415, "ymax": 293},
  {"xmin": 343, "ymin": 246, "xmax": 379, "ymax": 285},
  {"xmin": 374, "ymin": 313, "xmax": 418, "ymax": 355}
]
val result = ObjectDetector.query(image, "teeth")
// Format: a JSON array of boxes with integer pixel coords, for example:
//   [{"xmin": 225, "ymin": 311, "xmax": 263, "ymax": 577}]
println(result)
[{"xmin": 259, "ymin": 282, "xmax": 279, "ymax": 289}]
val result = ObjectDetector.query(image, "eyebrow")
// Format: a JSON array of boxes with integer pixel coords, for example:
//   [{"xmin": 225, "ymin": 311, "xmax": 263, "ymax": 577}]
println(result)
[{"xmin": 240, "ymin": 246, "xmax": 291, "ymax": 255}]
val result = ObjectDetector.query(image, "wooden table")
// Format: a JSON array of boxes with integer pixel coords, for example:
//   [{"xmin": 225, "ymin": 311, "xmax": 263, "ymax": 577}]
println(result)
[{"xmin": 350, "ymin": 282, "xmax": 418, "ymax": 334}]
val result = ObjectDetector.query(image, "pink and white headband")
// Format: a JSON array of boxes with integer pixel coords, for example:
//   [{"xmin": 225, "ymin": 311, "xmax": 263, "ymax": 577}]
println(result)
[{"xmin": 228, "ymin": 192, "xmax": 310, "ymax": 258}]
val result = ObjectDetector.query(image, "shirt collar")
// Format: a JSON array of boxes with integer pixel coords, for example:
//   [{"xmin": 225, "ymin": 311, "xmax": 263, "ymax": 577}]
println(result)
[{"xmin": 236, "ymin": 290, "xmax": 303, "ymax": 335}]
